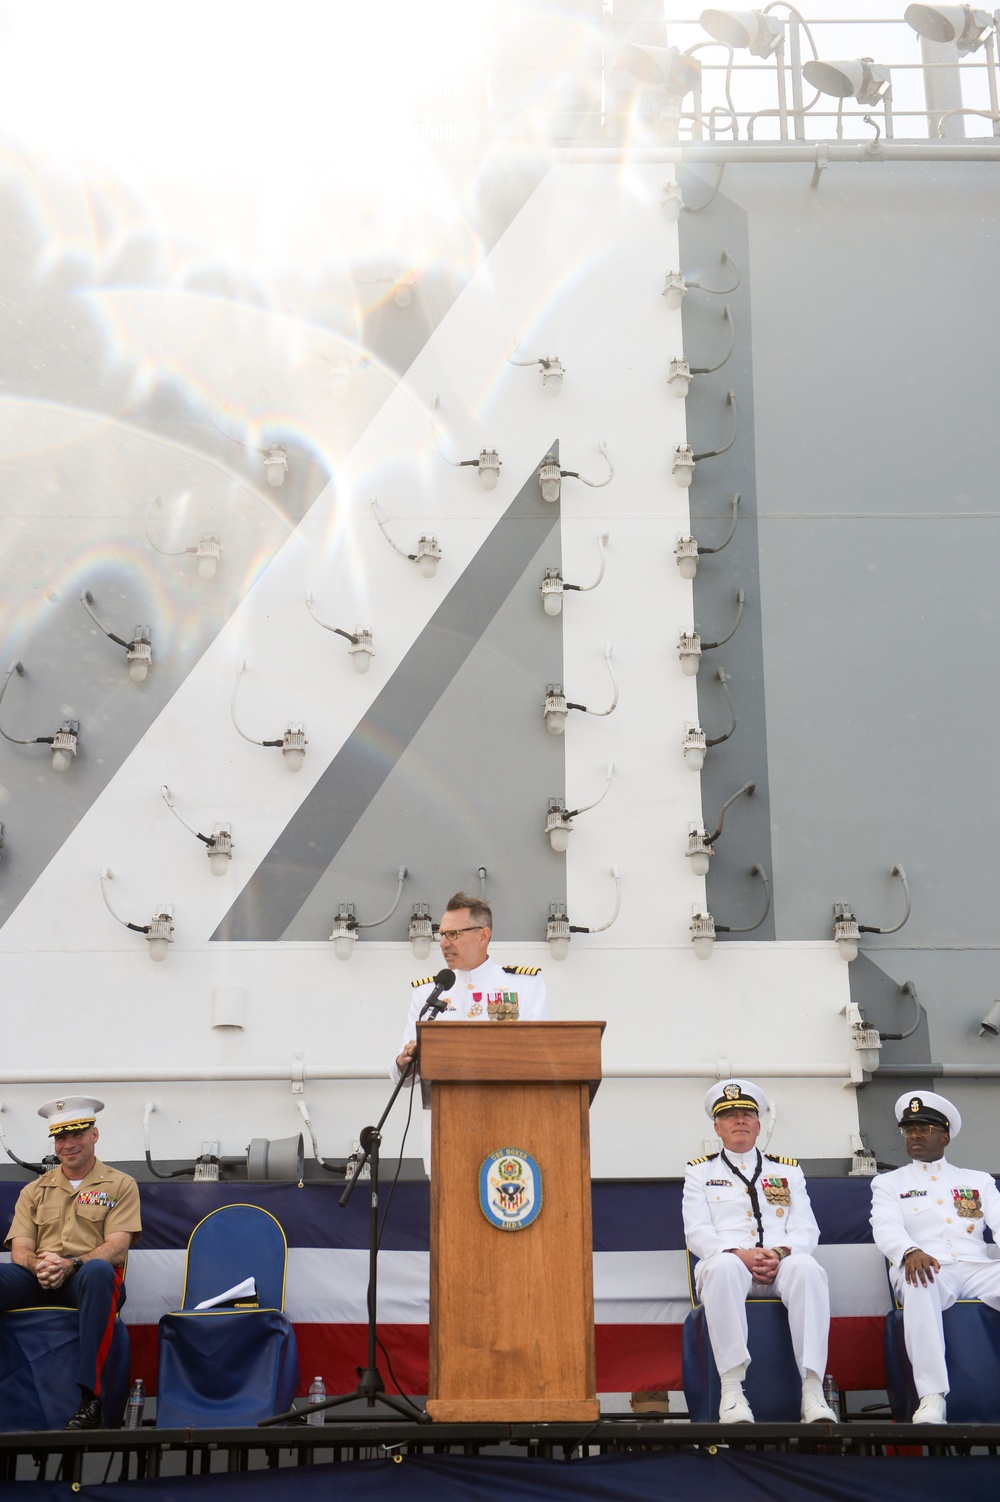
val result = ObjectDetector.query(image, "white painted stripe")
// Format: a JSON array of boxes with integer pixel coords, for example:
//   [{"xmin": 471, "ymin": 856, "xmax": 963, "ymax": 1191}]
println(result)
[{"xmin": 117, "ymin": 1243, "xmax": 892, "ymax": 1327}]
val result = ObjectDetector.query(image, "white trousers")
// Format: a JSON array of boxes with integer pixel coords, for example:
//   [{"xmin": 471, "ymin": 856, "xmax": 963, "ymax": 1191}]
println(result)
[
  {"xmin": 894, "ymin": 1261, "xmax": 1000, "ymax": 1397},
  {"xmin": 695, "ymin": 1252, "xmax": 831, "ymax": 1380}
]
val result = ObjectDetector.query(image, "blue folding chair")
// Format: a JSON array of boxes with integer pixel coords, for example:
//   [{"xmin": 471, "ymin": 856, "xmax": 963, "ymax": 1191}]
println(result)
[
  {"xmin": 156, "ymin": 1204, "xmax": 299, "ymax": 1427},
  {"xmin": 0, "ymin": 1305, "xmax": 130, "ymax": 1431},
  {"xmin": 681, "ymin": 1251, "xmax": 803, "ymax": 1422},
  {"xmin": 882, "ymin": 1257, "xmax": 1000, "ymax": 1422}
]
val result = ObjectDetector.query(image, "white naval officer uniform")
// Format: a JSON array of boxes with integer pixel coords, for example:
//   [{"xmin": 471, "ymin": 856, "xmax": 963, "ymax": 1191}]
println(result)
[
  {"xmin": 682, "ymin": 1150, "xmax": 832, "ymax": 1379},
  {"xmin": 871, "ymin": 1156, "xmax": 1000, "ymax": 1397},
  {"xmin": 391, "ymin": 959, "xmax": 549, "ymax": 1172}
]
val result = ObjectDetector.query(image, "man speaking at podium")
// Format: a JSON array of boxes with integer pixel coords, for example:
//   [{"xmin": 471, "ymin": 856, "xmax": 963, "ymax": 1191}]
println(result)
[{"xmin": 392, "ymin": 893, "xmax": 548, "ymax": 1167}]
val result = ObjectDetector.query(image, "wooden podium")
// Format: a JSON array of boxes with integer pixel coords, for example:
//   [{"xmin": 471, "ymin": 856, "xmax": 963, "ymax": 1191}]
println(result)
[{"xmin": 419, "ymin": 1019, "xmax": 605, "ymax": 1423}]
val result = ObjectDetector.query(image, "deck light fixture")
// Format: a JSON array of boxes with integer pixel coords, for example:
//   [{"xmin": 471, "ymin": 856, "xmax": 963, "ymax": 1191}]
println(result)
[
  {"xmin": 330, "ymin": 867, "xmax": 408, "ymax": 960},
  {"xmin": 802, "ymin": 57, "xmax": 891, "ymax": 107},
  {"xmin": 700, "ymin": 9, "xmax": 784, "ymax": 57},
  {"xmin": 81, "ymin": 590, "xmax": 152, "ymax": 682},
  {"xmin": 101, "ymin": 867, "xmax": 174, "ymax": 962},
  {"xmin": 0, "ymin": 662, "xmax": 79, "ymax": 772},
  {"xmin": 540, "ymin": 534, "xmax": 608, "ymax": 615},
  {"xmin": 305, "ymin": 594, "xmax": 375, "ymax": 673},
  {"xmin": 905, "ymin": 4, "xmax": 995, "ymax": 54},
  {"xmin": 231, "ymin": 661, "xmax": 307, "ymax": 772},
  {"xmin": 371, "ymin": 499, "xmax": 442, "ymax": 579},
  {"xmin": 161, "ymin": 786, "xmax": 233, "ymax": 875}
]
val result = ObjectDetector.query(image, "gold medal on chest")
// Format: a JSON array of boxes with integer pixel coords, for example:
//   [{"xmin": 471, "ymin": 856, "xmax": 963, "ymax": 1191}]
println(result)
[{"xmin": 762, "ymin": 1176, "xmax": 791, "ymax": 1207}]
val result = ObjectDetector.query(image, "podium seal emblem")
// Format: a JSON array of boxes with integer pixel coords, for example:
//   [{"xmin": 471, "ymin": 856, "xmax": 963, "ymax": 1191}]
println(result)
[{"xmin": 479, "ymin": 1147, "xmax": 542, "ymax": 1230}]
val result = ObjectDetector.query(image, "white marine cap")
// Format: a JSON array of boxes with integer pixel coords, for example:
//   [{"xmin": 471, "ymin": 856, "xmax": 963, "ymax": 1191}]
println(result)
[
  {"xmin": 38, "ymin": 1096, "xmax": 104, "ymax": 1137},
  {"xmin": 894, "ymin": 1090, "xmax": 960, "ymax": 1138},
  {"xmin": 704, "ymin": 1078, "xmax": 768, "ymax": 1121}
]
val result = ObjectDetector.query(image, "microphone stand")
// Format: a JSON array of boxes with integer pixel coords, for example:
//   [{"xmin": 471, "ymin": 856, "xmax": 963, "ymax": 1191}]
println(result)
[{"xmin": 262, "ymin": 1000, "xmax": 445, "ymax": 1427}]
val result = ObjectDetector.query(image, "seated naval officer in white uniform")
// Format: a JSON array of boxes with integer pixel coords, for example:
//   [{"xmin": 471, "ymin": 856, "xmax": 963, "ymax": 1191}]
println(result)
[
  {"xmin": 391, "ymin": 892, "xmax": 549, "ymax": 1171},
  {"xmin": 682, "ymin": 1079, "xmax": 837, "ymax": 1424},
  {"xmin": 870, "ymin": 1090, "xmax": 1000, "ymax": 1425}
]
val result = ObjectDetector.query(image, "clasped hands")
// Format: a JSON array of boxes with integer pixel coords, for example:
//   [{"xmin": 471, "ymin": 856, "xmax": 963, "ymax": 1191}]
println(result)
[
  {"xmin": 730, "ymin": 1246, "xmax": 785, "ymax": 1284},
  {"xmin": 34, "ymin": 1251, "xmax": 73, "ymax": 1290}
]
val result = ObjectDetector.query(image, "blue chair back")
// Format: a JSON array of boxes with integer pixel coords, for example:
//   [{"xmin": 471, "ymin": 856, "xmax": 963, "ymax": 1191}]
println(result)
[{"xmin": 181, "ymin": 1204, "xmax": 288, "ymax": 1311}]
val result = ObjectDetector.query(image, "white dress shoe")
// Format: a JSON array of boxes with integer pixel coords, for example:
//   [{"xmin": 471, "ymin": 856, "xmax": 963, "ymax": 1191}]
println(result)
[
  {"xmin": 912, "ymin": 1393, "xmax": 947, "ymax": 1424},
  {"xmin": 801, "ymin": 1391, "xmax": 838, "ymax": 1423},
  {"xmin": 719, "ymin": 1388, "xmax": 755, "ymax": 1423}
]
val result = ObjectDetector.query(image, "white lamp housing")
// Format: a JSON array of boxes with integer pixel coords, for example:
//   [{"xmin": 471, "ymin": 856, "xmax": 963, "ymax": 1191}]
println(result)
[
  {"xmin": 543, "ymin": 685, "xmax": 569, "ymax": 736},
  {"xmin": 281, "ymin": 723, "xmax": 307, "ymax": 773},
  {"xmin": 541, "ymin": 568, "xmax": 564, "ymax": 616},
  {"xmin": 675, "ymin": 535, "xmax": 699, "ymax": 579},
  {"xmin": 905, "ymin": 4, "xmax": 994, "ymax": 54},
  {"xmin": 673, "ymin": 444, "xmax": 696, "ymax": 487},
  {"xmin": 538, "ymin": 460, "xmax": 562, "ymax": 504},
  {"xmin": 833, "ymin": 904, "xmax": 860, "ymax": 962},
  {"xmin": 700, "ymin": 8, "xmax": 785, "ymax": 58},
  {"xmin": 851, "ymin": 1020, "xmax": 883, "ymax": 1073},
  {"xmin": 196, "ymin": 534, "xmax": 221, "ymax": 580},
  {"xmin": 126, "ymin": 627, "xmax": 152, "ymax": 684},
  {"xmin": 546, "ymin": 798, "xmax": 573, "ymax": 853},
  {"xmin": 393, "ymin": 271, "xmax": 415, "ymax": 307},
  {"xmin": 687, "ymin": 824, "xmax": 713, "ymax": 877},
  {"xmin": 207, "ymin": 824, "xmax": 233, "ymax": 876},
  {"xmin": 408, "ymin": 903, "xmax": 434, "ymax": 961},
  {"xmin": 683, "ymin": 722, "xmax": 707, "ymax": 771},
  {"xmin": 663, "ymin": 271, "xmax": 687, "ymax": 309},
  {"xmin": 547, "ymin": 903, "xmax": 571, "ymax": 961},
  {"xmin": 478, "ymin": 449, "xmax": 501, "ymax": 491},
  {"xmin": 802, "ymin": 57, "xmax": 891, "ymax": 106},
  {"xmin": 263, "ymin": 443, "xmax": 288, "ymax": 487},
  {"xmin": 540, "ymin": 357, "xmax": 565, "ymax": 396},
  {"xmin": 691, "ymin": 906, "xmax": 716, "ymax": 960},
  {"xmin": 147, "ymin": 906, "xmax": 174, "ymax": 962},
  {"xmin": 51, "ymin": 720, "xmax": 79, "ymax": 773},
  {"xmin": 330, "ymin": 903, "xmax": 357, "ymax": 961},
  {"xmin": 661, "ymin": 181, "xmax": 685, "ymax": 221},
  {"xmin": 348, "ymin": 628, "xmax": 375, "ymax": 674},
  {"xmin": 668, "ymin": 357, "xmax": 693, "ymax": 399},
  {"xmin": 415, "ymin": 536, "xmax": 441, "ymax": 578},
  {"xmin": 678, "ymin": 630, "xmax": 702, "ymax": 677}
]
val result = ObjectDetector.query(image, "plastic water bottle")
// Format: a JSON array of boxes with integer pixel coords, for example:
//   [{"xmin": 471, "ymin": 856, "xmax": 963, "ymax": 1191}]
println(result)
[
  {"xmin": 307, "ymin": 1375, "xmax": 326, "ymax": 1426},
  {"xmin": 124, "ymin": 1378, "xmax": 145, "ymax": 1429},
  {"xmin": 823, "ymin": 1374, "xmax": 840, "ymax": 1418}
]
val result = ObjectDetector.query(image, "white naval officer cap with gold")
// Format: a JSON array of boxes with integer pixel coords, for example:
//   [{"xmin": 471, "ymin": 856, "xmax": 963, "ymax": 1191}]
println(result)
[
  {"xmin": 894, "ymin": 1090, "xmax": 960, "ymax": 1137},
  {"xmin": 704, "ymin": 1078, "xmax": 768, "ymax": 1121},
  {"xmin": 38, "ymin": 1096, "xmax": 104, "ymax": 1137}
]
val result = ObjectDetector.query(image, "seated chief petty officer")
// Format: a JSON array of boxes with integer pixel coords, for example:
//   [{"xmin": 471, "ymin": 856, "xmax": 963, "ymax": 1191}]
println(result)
[
  {"xmin": 0, "ymin": 1096, "xmax": 141, "ymax": 1430},
  {"xmin": 682, "ymin": 1078, "xmax": 838, "ymax": 1424},
  {"xmin": 870, "ymin": 1090, "xmax": 1000, "ymax": 1425}
]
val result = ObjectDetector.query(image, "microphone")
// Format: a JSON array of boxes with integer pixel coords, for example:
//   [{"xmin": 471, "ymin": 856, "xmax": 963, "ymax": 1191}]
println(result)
[{"xmin": 418, "ymin": 968, "xmax": 456, "ymax": 1021}]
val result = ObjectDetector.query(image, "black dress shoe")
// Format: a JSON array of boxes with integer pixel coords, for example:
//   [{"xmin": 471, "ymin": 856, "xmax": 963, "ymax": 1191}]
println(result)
[{"xmin": 66, "ymin": 1395, "xmax": 103, "ymax": 1430}]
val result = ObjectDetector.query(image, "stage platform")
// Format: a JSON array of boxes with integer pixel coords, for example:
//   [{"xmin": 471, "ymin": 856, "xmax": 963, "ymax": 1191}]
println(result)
[{"xmin": 2, "ymin": 1416, "xmax": 1000, "ymax": 1493}]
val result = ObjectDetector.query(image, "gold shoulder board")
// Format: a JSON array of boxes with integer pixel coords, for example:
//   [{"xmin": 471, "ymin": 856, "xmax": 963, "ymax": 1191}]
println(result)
[
  {"xmin": 502, "ymin": 965, "xmax": 540, "ymax": 975},
  {"xmin": 766, "ymin": 1154, "xmax": 799, "ymax": 1167},
  {"xmin": 687, "ymin": 1154, "xmax": 718, "ymax": 1166},
  {"xmin": 411, "ymin": 976, "xmax": 434, "ymax": 989}
]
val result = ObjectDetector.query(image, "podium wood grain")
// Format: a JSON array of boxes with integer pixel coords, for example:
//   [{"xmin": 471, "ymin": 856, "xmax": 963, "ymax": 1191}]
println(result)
[{"xmin": 421, "ymin": 1021, "xmax": 604, "ymax": 1423}]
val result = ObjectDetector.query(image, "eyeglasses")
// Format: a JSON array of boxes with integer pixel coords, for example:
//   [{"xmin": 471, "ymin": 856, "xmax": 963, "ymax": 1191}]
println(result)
[
  {"xmin": 439, "ymin": 926, "xmax": 485, "ymax": 942},
  {"xmin": 900, "ymin": 1122, "xmax": 943, "ymax": 1135}
]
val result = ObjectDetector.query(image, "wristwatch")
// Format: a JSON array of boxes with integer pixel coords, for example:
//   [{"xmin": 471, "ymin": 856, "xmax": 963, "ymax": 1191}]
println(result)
[{"xmin": 69, "ymin": 1258, "xmax": 84, "ymax": 1275}]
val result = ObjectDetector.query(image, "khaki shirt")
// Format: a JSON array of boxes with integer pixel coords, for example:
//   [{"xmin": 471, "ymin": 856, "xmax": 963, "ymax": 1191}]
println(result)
[{"xmin": 5, "ymin": 1159, "xmax": 142, "ymax": 1258}]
